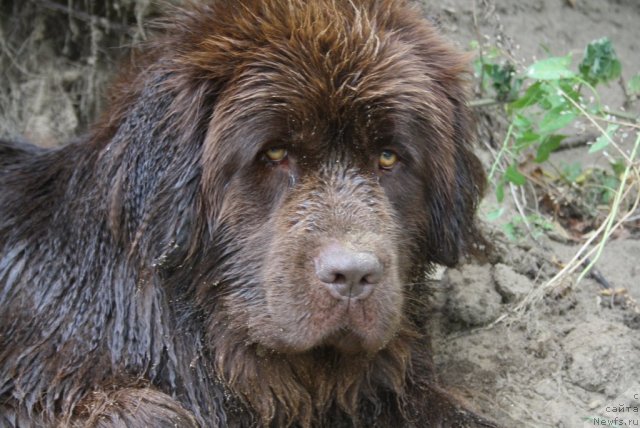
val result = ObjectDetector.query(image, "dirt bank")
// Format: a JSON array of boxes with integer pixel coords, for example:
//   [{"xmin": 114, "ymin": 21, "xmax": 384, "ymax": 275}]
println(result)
[{"xmin": 428, "ymin": 1, "xmax": 640, "ymax": 426}]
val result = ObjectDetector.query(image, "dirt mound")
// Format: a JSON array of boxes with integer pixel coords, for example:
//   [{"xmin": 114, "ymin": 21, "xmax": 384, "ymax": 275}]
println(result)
[{"xmin": 430, "ymin": 225, "xmax": 640, "ymax": 426}]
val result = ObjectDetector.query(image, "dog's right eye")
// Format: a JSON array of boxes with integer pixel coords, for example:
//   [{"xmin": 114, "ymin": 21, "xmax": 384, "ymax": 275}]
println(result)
[
  {"xmin": 378, "ymin": 150, "xmax": 398, "ymax": 170},
  {"xmin": 265, "ymin": 147, "xmax": 288, "ymax": 162}
]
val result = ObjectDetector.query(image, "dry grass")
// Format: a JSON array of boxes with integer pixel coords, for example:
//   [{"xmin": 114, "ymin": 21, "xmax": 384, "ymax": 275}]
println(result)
[{"xmin": 0, "ymin": 0, "xmax": 155, "ymax": 145}]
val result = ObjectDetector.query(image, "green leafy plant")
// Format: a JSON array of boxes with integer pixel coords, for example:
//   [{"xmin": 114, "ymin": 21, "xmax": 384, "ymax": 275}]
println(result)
[
  {"xmin": 474, "ymin": 37, "xmax": 640, "ymax": 314},
  {"xmin": 578, "ymin": 37, "xmax": 622, "ymax": 85},
  {"xmin": 478, "ymin": 37, "xmax": 637, "ymax": 210},
  {"xmin": 502, "ymin": 214, "xmax": 554, "ymax": 241},
  {"xmin": 483, "ymin": 62, "xmax": 523, "ymax": 102}
]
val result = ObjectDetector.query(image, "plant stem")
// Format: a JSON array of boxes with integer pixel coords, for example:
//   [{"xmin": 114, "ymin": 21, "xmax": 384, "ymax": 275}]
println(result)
[
  {"xmin": 488, "ymin": 123, "xmax": 514, "ymax": 183},
  {"xmin": 468, "ymin": 98, "xmax": 503, "ymax": 108},
  {"xmin": 577, "ymin": 132, "xmax": 640, "ymax": 283}
]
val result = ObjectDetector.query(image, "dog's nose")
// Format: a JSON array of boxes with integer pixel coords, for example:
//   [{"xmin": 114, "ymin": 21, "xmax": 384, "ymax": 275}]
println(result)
[{"xmin": 315, "ymin": 243, "xmax": 383, "ymax": 300}]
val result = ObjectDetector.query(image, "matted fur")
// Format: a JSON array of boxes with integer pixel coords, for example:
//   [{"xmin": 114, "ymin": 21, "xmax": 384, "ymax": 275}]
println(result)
[{"xmin": 0, "ymin": 1, "xmax": 493, "ymax": 427}]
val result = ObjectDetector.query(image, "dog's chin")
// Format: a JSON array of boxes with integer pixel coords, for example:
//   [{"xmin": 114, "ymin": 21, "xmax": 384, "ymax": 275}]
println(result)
[
  {"xmin": 262, "ymin": 336, "xmax": 387, "ymax": 358},
  {"xmin": 258, "ymin": 320, "xmax": 395, "ymax": 356},
  {"xmin": 321, "ymin": 329, "xmax": 389, "ymax": 355}
]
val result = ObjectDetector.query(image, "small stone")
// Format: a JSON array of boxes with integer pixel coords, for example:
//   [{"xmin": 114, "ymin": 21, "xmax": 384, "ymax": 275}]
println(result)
[{"xmin": 493, "ymin": 263, "xmax": 533, "ymax": 303}]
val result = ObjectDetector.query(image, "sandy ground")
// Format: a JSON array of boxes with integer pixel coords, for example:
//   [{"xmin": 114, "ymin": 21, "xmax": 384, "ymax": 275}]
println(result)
[
  {"xmin": 426, "ymin": 1, "xmax": 640, "ymax": 427},
  {"xmin": 1, "ymin": 1, "xmax": 639, "ymax": 427}
]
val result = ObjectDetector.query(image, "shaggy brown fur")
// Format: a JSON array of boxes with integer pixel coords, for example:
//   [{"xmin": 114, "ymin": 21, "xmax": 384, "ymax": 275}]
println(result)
[{"xmin": 0, "ymin": 1, "xmax": 494, "ymax": 427}]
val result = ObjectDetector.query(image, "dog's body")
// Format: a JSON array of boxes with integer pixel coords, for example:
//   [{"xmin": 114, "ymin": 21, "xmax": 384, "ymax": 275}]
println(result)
[{"xmin": 0, "ymin": 1, "xmax": 492, "ymax": 426}]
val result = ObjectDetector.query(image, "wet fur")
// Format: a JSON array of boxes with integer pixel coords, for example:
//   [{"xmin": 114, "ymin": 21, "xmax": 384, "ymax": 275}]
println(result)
[{"xmin": 0, "ymin": 1, "xmax": 492, "ymax": 427}]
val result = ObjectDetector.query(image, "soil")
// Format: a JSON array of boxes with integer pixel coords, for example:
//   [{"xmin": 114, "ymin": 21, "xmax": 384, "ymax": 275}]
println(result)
[
  {"xmin": 1, "ymin": 1, "xmax": 639, "ymax": 427},
  {"xmin": 426, "ymin": 1, "xmax": 640, "ymax": 427}
]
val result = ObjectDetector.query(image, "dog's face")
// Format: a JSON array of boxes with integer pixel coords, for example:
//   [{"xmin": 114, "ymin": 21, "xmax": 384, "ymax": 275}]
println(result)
[{"xmin": 185, "ymin": 0, "xmax": 482, "ymax": 356}]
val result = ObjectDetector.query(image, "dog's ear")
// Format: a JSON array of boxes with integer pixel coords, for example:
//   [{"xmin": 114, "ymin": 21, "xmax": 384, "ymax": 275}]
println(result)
[
  {"xmin": 425, "ymin": 95, "xmax": 486, "ymax": 267},
  {"xmin": 410, "ymin": 53, "xmax": 483, "ymax": 267},
  {"xmin": 392, "ymin": 11, "xmax": 485, "ymax": 267}
]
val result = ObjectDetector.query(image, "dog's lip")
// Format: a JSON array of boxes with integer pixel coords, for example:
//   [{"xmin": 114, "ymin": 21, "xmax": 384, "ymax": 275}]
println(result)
[
  {"xmin": 321, "ymin": 326, "xmax": 391, "ymax": 355},
  {"xmin": 310, "ymin": 289, "xmax": 400, "ymax": 351},
  {"xmin": 322, "ymin": 329, "xmax": 366, "ymax": 354},
  {"xmin": 267, "ymin": 306, "xmax": 389, "ymax": 353}
]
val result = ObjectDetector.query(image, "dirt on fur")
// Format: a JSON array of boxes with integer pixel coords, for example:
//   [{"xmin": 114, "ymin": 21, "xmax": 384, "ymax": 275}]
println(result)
[{"xmin": 1, "ymin": 1, "xmax": 639, "ymax": 427}]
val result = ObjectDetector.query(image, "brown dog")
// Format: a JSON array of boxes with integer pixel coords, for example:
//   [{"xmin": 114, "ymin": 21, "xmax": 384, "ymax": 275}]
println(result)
[{"xmin": 0, "ymin": 0, "xmax": 492, "ymax": 426}]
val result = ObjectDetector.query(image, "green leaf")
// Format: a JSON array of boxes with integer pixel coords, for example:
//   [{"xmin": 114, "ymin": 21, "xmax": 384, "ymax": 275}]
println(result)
[
  {"xmin": 600, "ymin": 175, "xmax": 619, "ymax": 204},
  {"xmin": 535, "ymin": 134, "xmax": 565, "ymax": 162},
  {"xmin": 515, "ymin": 130, "xmax": 541, "ymax": 150},
  {"xmin": 505, "ymin": 164, "xmax": 526, "ymax": 186},
  {"xmin": 579, "ymin": 37, "xmax": 622, "ymax": 85},
  {"xmin": 517, "ymin": 130, "xmax": 541, "ymax": 143},
  {"xmin": 589, "ymin": 124, "xmax": 619, "ymax": 153},
  {"xmin": 589, "ymin": 137, "xmax": 610, "ymax": 153},
  {"xmin": 537, "ymin": 82, "xmax": 568, "ymax": 110},
  {"xmin": 496, "ymin": 181, "xmax": 505, "ymax": 202},
  {"xmin": 628, "ymin": 74, "xmax": 640, "ymax": 95},
  {"xmin": 610, "ymin": 160, "xmax": 625, "ymax": 177},
  {"xmin": 562, "ymin": 162, "xmax": 583, "ymax": 183},
  {"xmin": 483, "ymin": 62, "xmax": 521, "ymax": 101},
  {"xmin": 538, "ymin": 107, "xmax": 578, "ymax": 134},
  {"xmin": 502, "ymin": 222, "xmax": 518, "ymax": 241},
  {"xmin": 512, "ymin": 113, "xmax": 533, "ymax": 130},
  {"xmin": 514, "ymin": 130, "xmax": 541, "ymax": 151},
  {"xmin": 558, "ymin": 81, "xmax": 582, "ymax": 103},
  {"xmin": 527, "ymin": 56, "xmax": 576, "ymax": 80},
  {"xmin": 510, "ymin": 81, "xmax": 544, "ymax": 109},
  {"xmin": 485, "ymin": 206, "xmax": 505, "ymax": 222}
]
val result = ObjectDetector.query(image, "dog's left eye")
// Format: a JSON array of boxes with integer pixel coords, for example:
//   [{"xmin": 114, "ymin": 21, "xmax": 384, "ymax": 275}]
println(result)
[
  {"xmin": 378, "ymin": 150, "xmax": 398, "ymax": 169},
  {"xmin": 265, "ymin": 147, "xmax": 288, "ymax": 162}
]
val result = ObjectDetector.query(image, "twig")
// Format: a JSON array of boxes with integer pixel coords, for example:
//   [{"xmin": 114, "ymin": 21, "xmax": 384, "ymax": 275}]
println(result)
[
  {"xmin": 605, "ymin": 108, "xmax": 639, "ymax": 123},
  {"xmin": 558, "ymin": 85, "xmax": 640, "ymax": 165},
  {"xmin": 0, "ymin": 35, "xmax": 35, "ymax": 76},
  {"xmin": 555, "ymin": 133, "xmax": 599, "ymax": 151},
  {"xmin": 582, "ymin": 258, "xmax": 612, "ymax": 289},
  {"xmin": 619, "ymin": 75, "xmax": 634, "ymax": 110},
  {"xmin": 509, "ymin": 182, "xmax": 535, "ymax": 238},
  {"xmin": 472, "ymin": 0, "xmax": 486, "ymax": 98},
  {"xmin": 467, "ymin": 96, "xmax": 639, "ymax": 124},
  {"xmin": 490, "ymin": 135, "xmax": 640, "ymax": 326},
  {"xmin": 577, "ymin": 132, "xmax": 640, "ymax": 283},
  {"xmin": 469, "ymin": 98, "xmax": 504, "ymax": 108},
  {"xmin": 31, "ymin": 0, "xmax": 130, "ymax": 32},
  {"xmin": 488, "ymin": 123, "xmax": 514, "ymax": 183}
]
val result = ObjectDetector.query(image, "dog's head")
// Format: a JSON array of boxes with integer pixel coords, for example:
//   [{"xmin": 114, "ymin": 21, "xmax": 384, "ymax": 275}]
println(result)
[{"xmin": 149, "ymin": 0, "xmax": 484, "ymax": 355}]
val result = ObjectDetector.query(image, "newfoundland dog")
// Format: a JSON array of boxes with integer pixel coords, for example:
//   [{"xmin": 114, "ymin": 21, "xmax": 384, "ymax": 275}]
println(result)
[{"xmin": 0, "ymin": 0, "xmax": 492, "ymax": 426}]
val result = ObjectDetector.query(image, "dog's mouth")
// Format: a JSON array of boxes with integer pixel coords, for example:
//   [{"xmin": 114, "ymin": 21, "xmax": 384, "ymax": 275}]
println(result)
[
  {"xmin": 313, "ymin": 301, "xmax": 399, "ymax": 354},
  {"xmin": 261, "ymin": 297, "xmax": 399, "ymax": 355},
  {"xmin": 322, "ymin": 328, "xmax": 374, "ymax": 354}
]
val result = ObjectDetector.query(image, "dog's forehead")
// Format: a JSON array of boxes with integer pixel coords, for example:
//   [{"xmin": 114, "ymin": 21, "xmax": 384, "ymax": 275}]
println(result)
[
  {"xmin": 219, "ymin": 33, "xmax": 434, "ymax": 137},
  {"xmin": 214, "ymin": 64, "xmax": 436, "ymax": 164},
  {"xmin": 230, "ymin": 1, "xmax": 435, "ymax": 109},
  {"xmin": 197, "ymin": 0, "xmax": 460, "ymax": 164}
]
